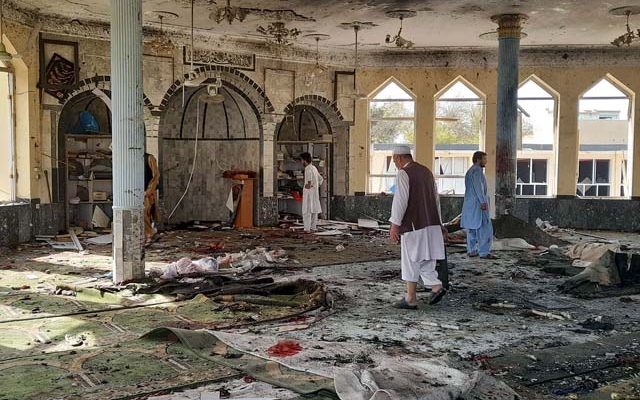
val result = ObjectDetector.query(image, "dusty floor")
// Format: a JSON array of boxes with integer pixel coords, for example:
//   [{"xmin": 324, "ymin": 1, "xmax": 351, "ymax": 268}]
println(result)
[{"xmin": 1, "ymin": 227, "xmax": 640, "ymax": 399}]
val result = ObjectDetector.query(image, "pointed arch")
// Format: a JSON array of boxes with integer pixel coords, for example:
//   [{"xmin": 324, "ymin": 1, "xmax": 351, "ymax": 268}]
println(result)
[
  {"xmin": 577, "ymin": 74, "xmax": 635, "ymax": 198},
  {"xmin": 435, "ymin": 75, "xmax": 485, "ymax": 101},
  {"xmin": 580, "ymin": 74, "xmax": 634, "ymax": 100},
  {"xmin": 369, "ymin": 77, "xmax": 416, "ymax": 100},
  {"xmin": 367, "ymin": 77, "xmax": 416, "ymax": 193},
  {"xmin": 433, "ymin": 76, "xmax": 486, "ymax": 195},
  {"xmin": 519, "ymin": 74, "xmax": 559, "ymax": 99}
]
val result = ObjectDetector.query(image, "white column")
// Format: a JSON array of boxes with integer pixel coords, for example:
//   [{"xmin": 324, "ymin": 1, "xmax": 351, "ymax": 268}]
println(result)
[{"xmin": 111, "ymin": 0, "xmax": 145, "ymax": 283}]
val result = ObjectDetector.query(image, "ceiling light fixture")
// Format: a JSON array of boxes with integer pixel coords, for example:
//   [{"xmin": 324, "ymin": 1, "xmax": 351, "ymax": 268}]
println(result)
[
  {"xmin": 257, "ymin": 21, "xmax": 301, "ymax": 46},
  {"xmin": 609, "ymin": 6, "xmax": 640, "ymax": 47},
  {"xmin": 303, "ymin": 33, "xmax": 330, "ymax": 87},
  {"xmin": 385, "ymin": 10, "xmax": 416, "ymax": 49},
  {"xmin": 0, "ymin": 0, "xmax": 13, "ymax": 62},
  {"xmin": 341, "ymin": 22, "xmax": 372, "ymax": 100},
  {"xmin": 202, "ymin": 73, "xmax": 225, "ymax": 104},
  {"xmin": 211, "ymin": 0, "xmax": 248, "ymax": 25},
  {"xmin": 184, "ymin": 0, "xmax": 207, "ymax": 87}
]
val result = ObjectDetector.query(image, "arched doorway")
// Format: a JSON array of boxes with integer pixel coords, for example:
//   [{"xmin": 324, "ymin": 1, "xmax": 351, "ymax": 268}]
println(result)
[
  {"xmin": 158, "ymin": 81, "xmax": 263, "ymax": 223},
  {"xmin": 276, "ymin": 96, "xmax": 349, "ymax": 219},
  {"xmin": 57, "ymin": 89, "xmax": 114, "ymax": 229},
  {"xmin": 276, "ymin": 105, "xmax": 333, "ymax": 218}
]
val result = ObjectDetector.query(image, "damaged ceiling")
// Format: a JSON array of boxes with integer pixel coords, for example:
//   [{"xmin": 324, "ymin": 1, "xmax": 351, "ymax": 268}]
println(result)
[{"xmin": 12, "ymin": 0, "xmax": 640, "ymax": 50}]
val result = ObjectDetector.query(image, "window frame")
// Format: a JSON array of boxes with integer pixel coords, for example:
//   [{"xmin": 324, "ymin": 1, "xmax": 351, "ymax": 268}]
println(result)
[
  {"xmin": 576, "ymin": 159, "xmax": 611, "ymax": 198},
  {"xmin": 367, "ymin": 80, "xmax": 416, "ymax": 193},
  {"xmin": 0, "ymin": 66, "xmax": 16, "ymax": 203},
  {"xmin": 577, "ymin": 76, "xmax": 632, "ymax": 198},
  {"xmin": 516, "ymin": 76, "xmax": 558, "ymax": 197},
  {"xmin": 516, "ymin": 158, "xmax": 548, "ymax": 196},
  {"xmin": 433, "ymin": 78, "xmax": 486, "ymax": 196}
]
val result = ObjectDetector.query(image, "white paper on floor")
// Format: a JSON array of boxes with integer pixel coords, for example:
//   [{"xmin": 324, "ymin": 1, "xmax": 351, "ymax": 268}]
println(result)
[{"xmin": 86, "ymin": 234, "xmax": 113, "ymax": 245}]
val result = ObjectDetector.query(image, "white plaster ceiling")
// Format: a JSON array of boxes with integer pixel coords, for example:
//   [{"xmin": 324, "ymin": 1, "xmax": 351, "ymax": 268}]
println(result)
[{"xmin": 13, "ymin": 0, "xmax": 640, "ymax": 50}]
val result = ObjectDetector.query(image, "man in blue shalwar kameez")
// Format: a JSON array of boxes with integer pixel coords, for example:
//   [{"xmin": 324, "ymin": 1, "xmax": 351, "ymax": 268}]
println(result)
[{"xmin": 461, "ymin": 151, "xmax": 496, "ymax": 259}]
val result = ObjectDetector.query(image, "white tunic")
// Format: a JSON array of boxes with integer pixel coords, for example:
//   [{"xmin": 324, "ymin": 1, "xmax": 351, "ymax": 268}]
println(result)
[
  {"xmin": 389, "ymin": 168, "xmax": 445, "ymax": 263},
  {"xmin": 302, "ymin": 164, "xmax": 323, "ymax": 215}
]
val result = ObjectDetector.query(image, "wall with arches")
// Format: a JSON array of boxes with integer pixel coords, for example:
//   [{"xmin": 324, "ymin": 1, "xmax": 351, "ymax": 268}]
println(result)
[{"xmin": 350, "ymin": 66, "xmax": 640, "ymax": 204}]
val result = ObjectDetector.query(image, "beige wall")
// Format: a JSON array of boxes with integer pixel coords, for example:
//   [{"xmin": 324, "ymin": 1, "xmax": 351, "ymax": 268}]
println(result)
[
  {"xmin": 6, "ymin": 17, "xmax": 640, "ymax": 206},
  {"xmin": 579, "ymin": 120, "xmax": 629, "ymax": 145},
  {"xmin": 350, "ymin": 66, "xmax": 640, "ymax": 198}
]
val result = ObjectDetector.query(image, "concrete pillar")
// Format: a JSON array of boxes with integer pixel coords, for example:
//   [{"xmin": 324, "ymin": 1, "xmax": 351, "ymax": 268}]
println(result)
[
  {"xmin": 350, "ymin": 97, "xmax": 368, "ymax": 194},
  {"xmin": 492, "ymin": 14, "xmax": 527, "ymax": 216},
  {"xmin": 632, "ymin": 93, "xmax": 640, "ymax": 199},
  {"xmin": 556, "ymin": 91, "xmax": 580, "ymax": 197},
  {"xmin": 415, "ymin": 90, "xmax": 435, "ymax": 169},
  {"xmin": 111, "ymin": 0, "xmax": 145, "ymax": 283}
]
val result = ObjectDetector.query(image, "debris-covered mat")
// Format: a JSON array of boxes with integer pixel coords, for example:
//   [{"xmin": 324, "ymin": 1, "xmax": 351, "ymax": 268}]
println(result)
[{"xmin": 0, "ymin": 336, "xmax": 240, "ymax": 400}]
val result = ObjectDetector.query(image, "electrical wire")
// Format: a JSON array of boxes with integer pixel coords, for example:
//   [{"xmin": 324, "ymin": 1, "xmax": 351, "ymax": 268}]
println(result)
[{"xmin": 167, "ymin": 97, "xmax": 201, "ymax": 222}]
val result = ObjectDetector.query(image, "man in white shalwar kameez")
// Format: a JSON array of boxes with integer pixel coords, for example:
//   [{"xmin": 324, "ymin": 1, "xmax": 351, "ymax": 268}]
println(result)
[
  {"xmin": 301, "ymin": 152, "xmax": 324, "ymax": 232},
  {"xmin": 389, "ymin": 145, "xmax": 448, "ymax": 309}
]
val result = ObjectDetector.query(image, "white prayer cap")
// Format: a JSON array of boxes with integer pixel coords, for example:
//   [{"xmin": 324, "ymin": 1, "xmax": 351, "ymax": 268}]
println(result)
[{"xmin": 392, "ymin": 145, "xmax": 412, "ymax": 156}]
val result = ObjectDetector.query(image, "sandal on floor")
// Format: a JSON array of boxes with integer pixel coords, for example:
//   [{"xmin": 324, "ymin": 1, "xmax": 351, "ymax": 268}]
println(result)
[
  {"xmin": 393, "ymin": 298, "xmax": 418, "ymax": 310},
  {"xmin": 480, "ymin": 254, "xmax": 498, "ymax": 259},
  {"xmin": 467, "ymin": 252, "xmax": 479, "ymax": 257},
  {"xmin": 429, "ymin": 288, "xmax": 447, "ymax": 305}
]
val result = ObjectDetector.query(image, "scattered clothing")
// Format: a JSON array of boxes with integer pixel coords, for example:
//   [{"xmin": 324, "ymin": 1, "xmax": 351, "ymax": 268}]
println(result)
[{"xmin": 144, "ymin": 153, "xmax": 161, "ymax": 240}]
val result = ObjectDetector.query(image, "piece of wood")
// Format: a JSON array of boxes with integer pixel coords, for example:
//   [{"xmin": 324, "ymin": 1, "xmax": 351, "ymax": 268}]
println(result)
[
  {"xmin": 70, "ymin": 230, "xmax": 83, "ymax": 251},
  {"xmin": 357, "ymin": 218, "xmax": 380, "ymax": 230}
]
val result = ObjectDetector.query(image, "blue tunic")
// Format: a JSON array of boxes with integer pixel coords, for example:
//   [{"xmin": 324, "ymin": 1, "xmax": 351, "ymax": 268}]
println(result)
[{"xmin": 461, "ymin": 164, "xmax": 490, "ymax": 230}]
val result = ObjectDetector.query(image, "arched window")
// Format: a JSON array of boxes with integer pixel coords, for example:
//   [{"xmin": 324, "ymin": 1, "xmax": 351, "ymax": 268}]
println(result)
[
  {"xmin": 577, "ymin": 77, "xmax": 632, "ymax": 198},
  {"xmin": 516, "ymin": 77, "xmax": 557, "ymax": 196},
  {"xmin": 434, "ymin": 78, "xmax": 485, "ymax": 195},
  {"xmin": 368, "ymin": 79, "xmax": 415, "ymax": 193}
]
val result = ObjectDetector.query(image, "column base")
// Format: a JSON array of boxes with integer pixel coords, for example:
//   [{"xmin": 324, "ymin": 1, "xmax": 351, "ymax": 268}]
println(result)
[{"xmin": 112, "ymin": 207, "xmax": 145, "ymax": 283}]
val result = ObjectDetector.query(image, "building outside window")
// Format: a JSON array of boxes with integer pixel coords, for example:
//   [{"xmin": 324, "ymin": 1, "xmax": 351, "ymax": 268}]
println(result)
[
  {"xmin": 577, "ymin": 159, "xmax": 611, "ymax": 197},
  {"xmin": 577, "ymin": 77, "xmax": 631, "ymax": 198},
  {"xmin": 434, "ymin": 79, "xmax": 484, "ymax": 195},
  {"xmin": 516, "ymin": 158, "xmax": 548, "ymax": 195},
  {"xmin": 368, "ymin": 80, "xmax": 415, "ymax": 193},
  {"xmin": 435, "ymin": 156, "xmax": 469, "ymax": 195}
]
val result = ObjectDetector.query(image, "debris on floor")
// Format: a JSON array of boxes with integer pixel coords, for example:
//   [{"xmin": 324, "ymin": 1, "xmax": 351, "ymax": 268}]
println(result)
[{"xmin": 3, "ymin": 226, "xmax": 640, "ymax": 399}]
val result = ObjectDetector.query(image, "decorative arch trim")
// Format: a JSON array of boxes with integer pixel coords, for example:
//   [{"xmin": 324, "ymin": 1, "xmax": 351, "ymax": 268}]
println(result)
[
  {"xmin": 368, "ymin": 76, "xmax": 416, "ymax": 100},
  {"xmin": 59, "ymin": 75, "xmax": 154, "ymax": 111},
  {"xmin": 580, "ymin": 73, "xmax": 635, "ymax": 99},
  {"xmin": 158, "ymin": 65, "xmax": 275, "ymax": 115},
  {"xmin": 435, "ymin": 75, "xmax": 486, "ymax": 100},
  {"xmin": 282, "ymin": 95, "xmax": 346, "ymax": 127},
  {"xmin": 519, "ymin": 74, "xmax": 560, "ymax": 99}
]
